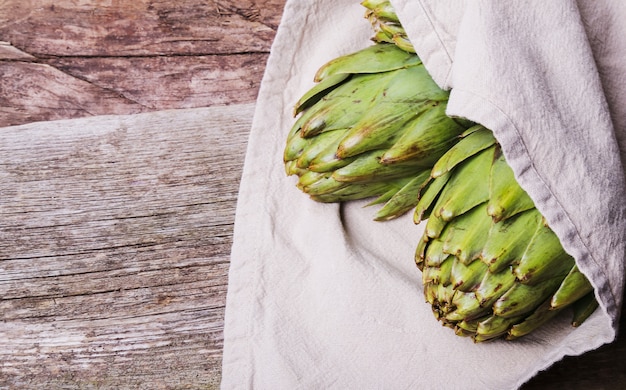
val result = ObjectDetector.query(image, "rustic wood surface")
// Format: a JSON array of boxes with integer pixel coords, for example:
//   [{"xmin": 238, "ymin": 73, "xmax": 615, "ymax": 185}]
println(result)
[
  {"xmin": 0, "ymin": 106, "xmax": 254, "ymax": 389},
  {"xmin": 0, "ymin": 1, "xmax": 624, "ymax": 389},
  {"xmin": 0, "ymin": 0, "xmax": 282, "ymax": 128}
]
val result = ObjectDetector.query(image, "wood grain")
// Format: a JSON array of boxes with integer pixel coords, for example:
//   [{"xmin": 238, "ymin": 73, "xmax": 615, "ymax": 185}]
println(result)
[
  {"xmin": 0, "ymin": 0, "xmax": 283, "ymax": 127},
  {"xmin": 0, "ymin": 104, "xmax": 255, "ymax": 388}
]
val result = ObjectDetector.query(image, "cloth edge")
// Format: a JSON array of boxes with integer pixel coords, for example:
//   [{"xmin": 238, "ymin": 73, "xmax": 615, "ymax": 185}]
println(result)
[
  {"xmin": 390, "ymin": 0, "xmax": 455, "ymax": 89},
  {"xmin": 446, "ymin": 88, "xmax": 619, "ymax": 333}
]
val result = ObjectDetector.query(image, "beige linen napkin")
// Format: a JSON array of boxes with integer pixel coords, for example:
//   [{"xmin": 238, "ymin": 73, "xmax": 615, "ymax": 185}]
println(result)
[{"xmin": 222, "ymin": 1, "xmax": 626, "ymax": 388}]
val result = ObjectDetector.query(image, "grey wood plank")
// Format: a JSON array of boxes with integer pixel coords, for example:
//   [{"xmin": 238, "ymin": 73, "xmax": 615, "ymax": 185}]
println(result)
[{"xmin": 0, "ymin": 104, "xmax": 255, "ymax": 389}]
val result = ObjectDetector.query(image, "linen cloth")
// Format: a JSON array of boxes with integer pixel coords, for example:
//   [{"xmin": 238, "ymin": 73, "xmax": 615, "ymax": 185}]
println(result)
[{"xmin": 221, "ymin": 1, "xmax": 626, "ymax": 388}]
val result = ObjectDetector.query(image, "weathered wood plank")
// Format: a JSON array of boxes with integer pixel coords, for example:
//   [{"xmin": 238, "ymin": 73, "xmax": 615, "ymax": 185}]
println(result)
[
  {"xmin": 0, "ymin": 61, "xmax": 145, "ymax": 126},
  {"xmin": 0, "ymin": 52, "xmax": 267, "ymax": 127},
  {"xmin": 0, "ymin": 0, "xmax": 283, "ymax": 56},
  {"xmin": 0, "ymin": 41, "xmax": 35, "ymax": 60},
  {"xmin": 0, "ymin": 0, "xmax": 285, "ymax": 127},
  {"xmin": 0, "ymin": 104, "xmax": 255, "ymax": 389},
  {"xmin": 46, "ymin": 54, "xmax": 269, "ymax": 109}
]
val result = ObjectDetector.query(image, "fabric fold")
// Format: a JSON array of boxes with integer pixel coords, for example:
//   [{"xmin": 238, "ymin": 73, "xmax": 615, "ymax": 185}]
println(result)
[
  {"xmin": 222, "ymin": 1, "xmax": 626, "ymax": 388},
  {"xmin": 392, "ymin": 0, "xmax": 626, "ymax": 329}
]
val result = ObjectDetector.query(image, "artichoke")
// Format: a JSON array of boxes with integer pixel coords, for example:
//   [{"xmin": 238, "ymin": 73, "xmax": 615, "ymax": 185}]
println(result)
[
  {"xmin": 284, "ymin": 0, "xmax": 599, "ymax": 341},
  {"xmin": 284, "ymin": 43, "xmax": 472, "ymax": 220},
  {"xmin": 414, "ymin": 126, "xmax": 599, "ymax": 341},
  {"xmin": 363, "ymin": 0, "xmax": 415, "ymax": 53}
]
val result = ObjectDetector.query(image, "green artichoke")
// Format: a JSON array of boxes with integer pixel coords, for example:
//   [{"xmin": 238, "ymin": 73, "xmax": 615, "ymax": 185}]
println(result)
[
  {"xmin": 363, "ymin": 0, "xmax": 415, "ymax": 53},
  {"xmin": 414, "ymin": 126, "xmax": 599, "ymax": 341},
  {"xmin": 284, "ymin": 43, "xmax": 472, "ymax": 220},
  {"xmin": 283, "ymin": 0, "xmax": 599, "ymax": 341}
]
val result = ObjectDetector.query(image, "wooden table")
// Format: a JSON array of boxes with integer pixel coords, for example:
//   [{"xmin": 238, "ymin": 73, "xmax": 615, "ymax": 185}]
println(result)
[{"xmin": 1, "ymin": 1, "xmax": 624, "ymax": 388}]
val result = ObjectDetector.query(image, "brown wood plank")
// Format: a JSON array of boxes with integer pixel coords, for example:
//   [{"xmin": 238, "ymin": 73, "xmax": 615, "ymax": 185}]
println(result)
[
  {"xmin": 0, "ymin": 41, "xmax": 35, "ymax": 60},
  {"xmin": 0, "ymin": 52, "xmax": 267, "ymax": 127},
  {"xmin": 0, "ymin": 0, "xmax": 285, "ymax": 127},
  {"xmin": 0, "ymin": 104, "xmax": 254, "ymax": 388},
  {"xmin": 0, "ymin": 60, "xmax": 145, "ymax": 126},
  {"xmin": 0, "ymin": 0, "xmax": 283, "ymax": 56},
  {"xmin": 46, "ymin": 54, "xmax": 269, "ymax": 110}
]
